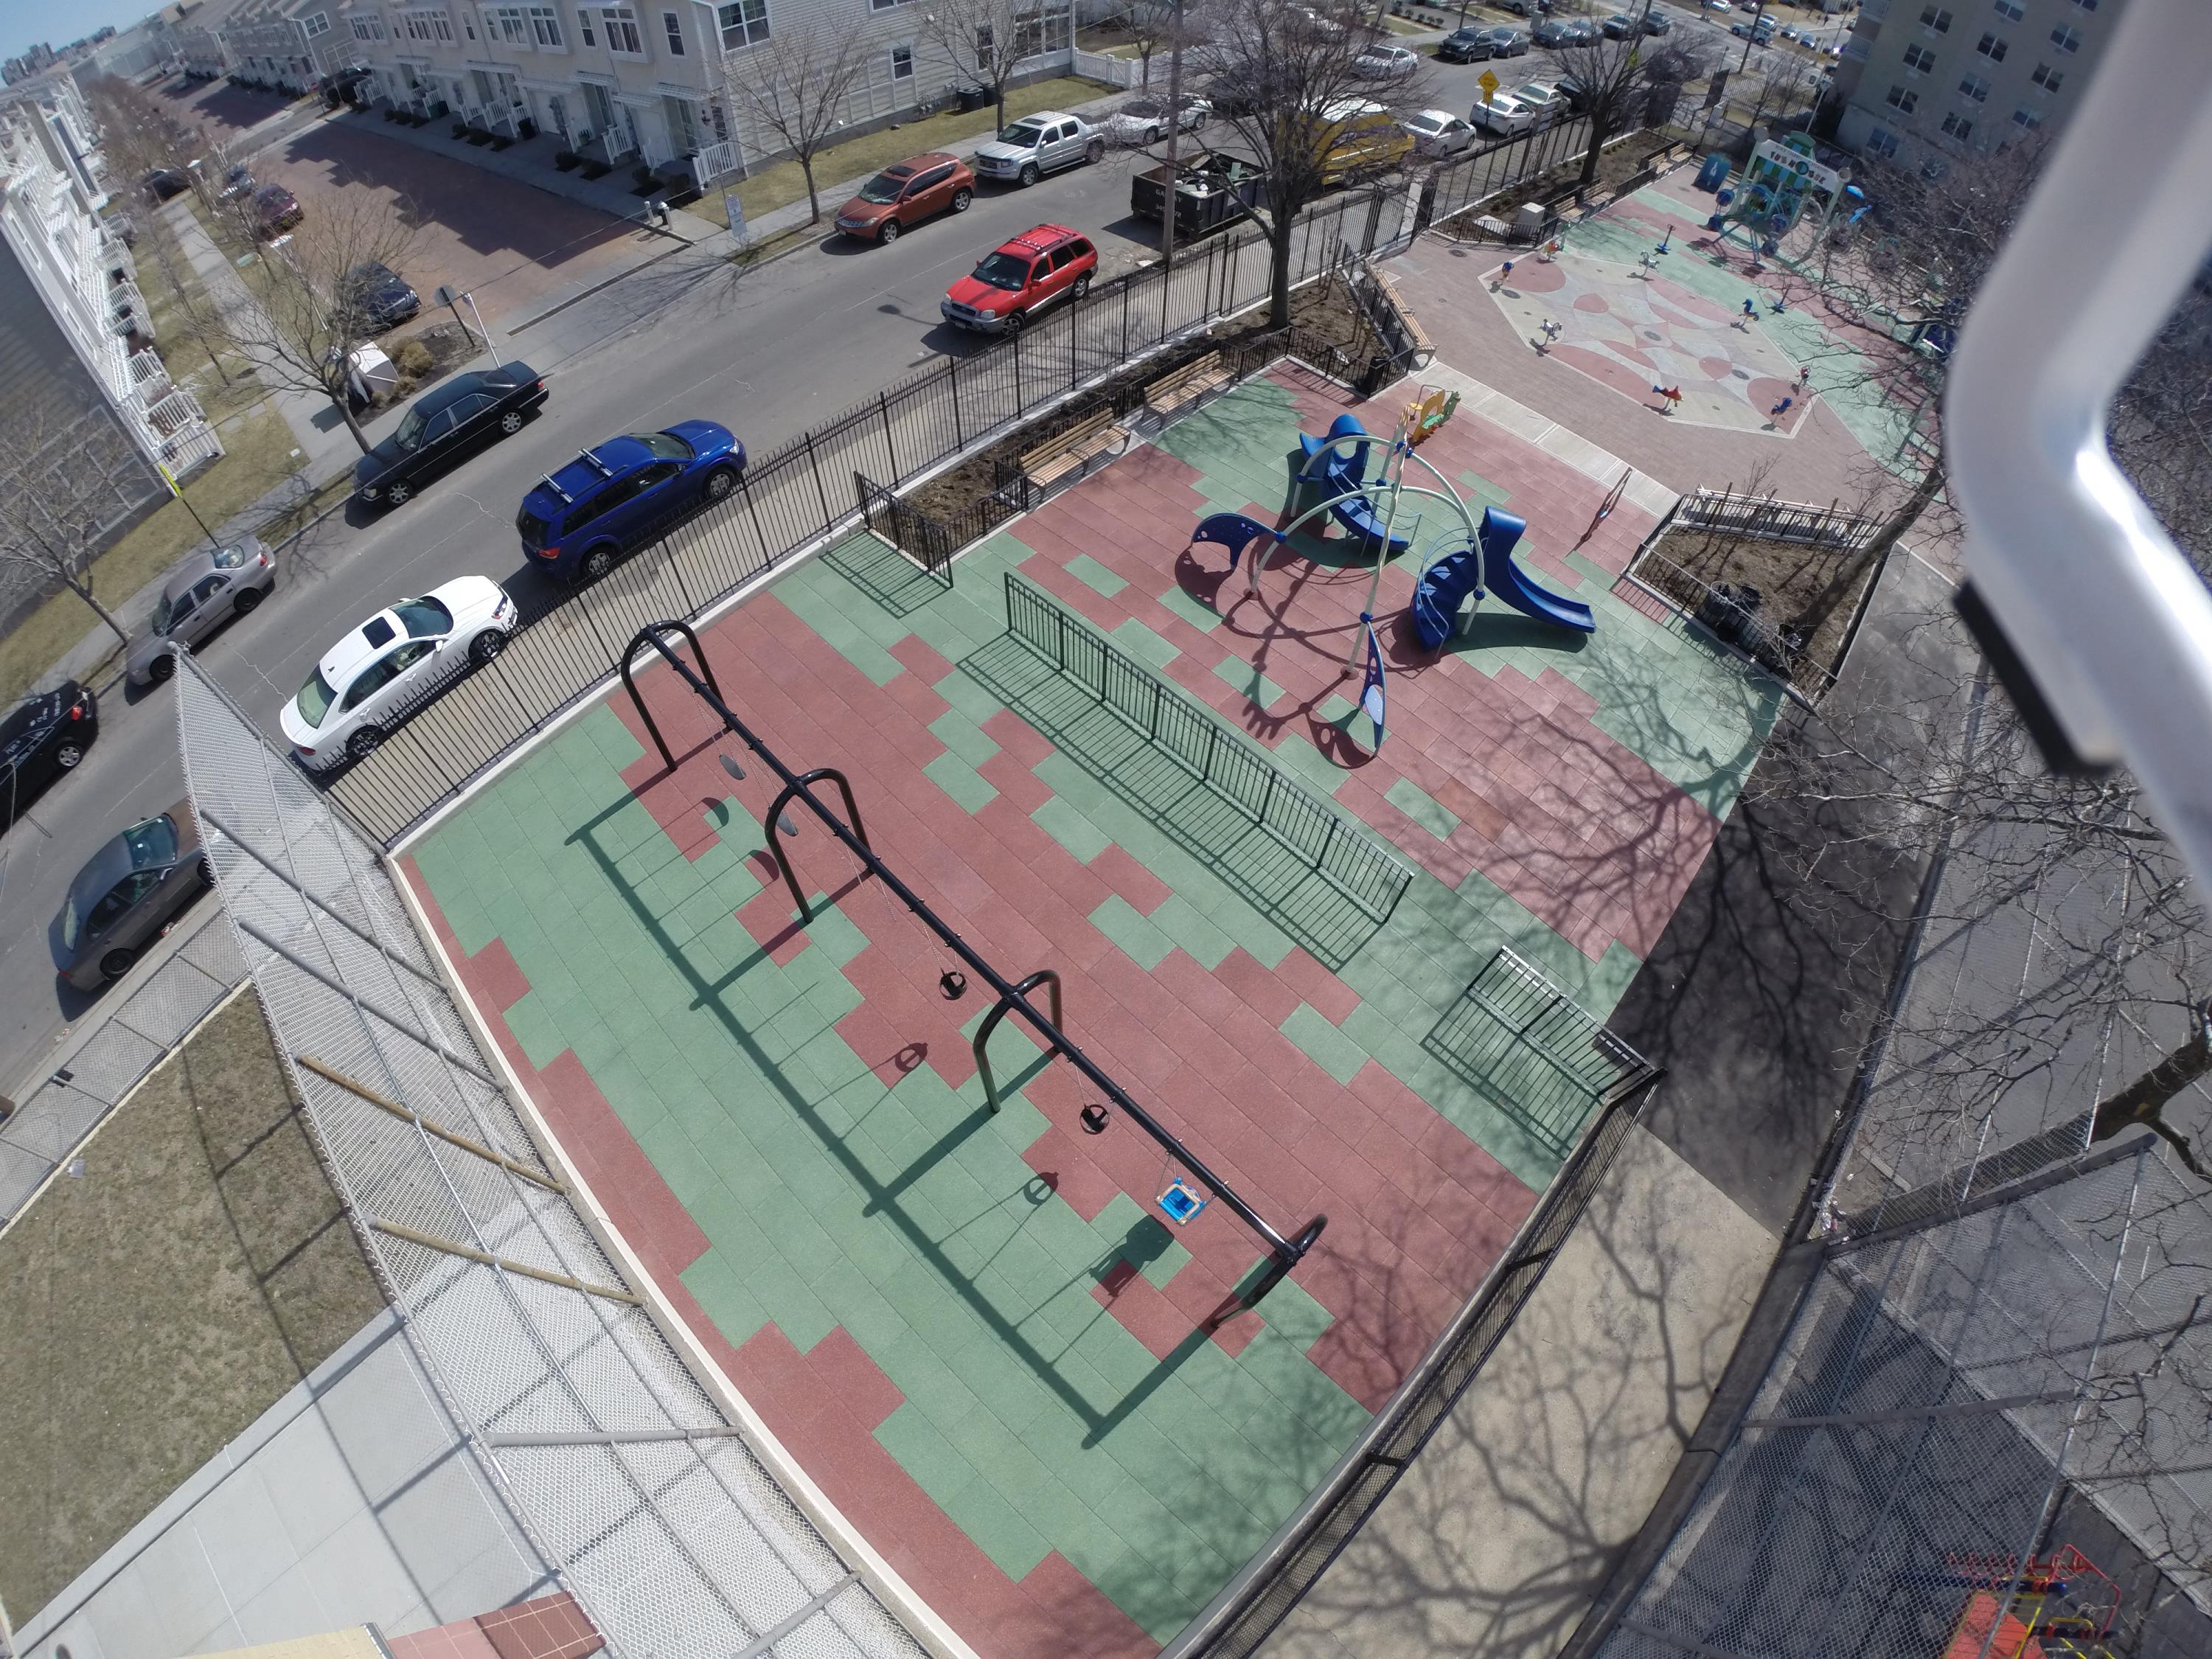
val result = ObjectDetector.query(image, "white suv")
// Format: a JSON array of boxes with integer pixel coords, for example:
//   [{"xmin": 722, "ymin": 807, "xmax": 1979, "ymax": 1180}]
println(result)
[{"xmin": 973, "ymin": 113, "xmax": 1105, "ymax": 187}]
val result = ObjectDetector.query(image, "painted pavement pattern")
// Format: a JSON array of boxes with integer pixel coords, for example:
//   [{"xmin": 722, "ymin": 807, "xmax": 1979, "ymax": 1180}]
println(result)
[{"xmin": 402, "ymin": 371, "xmax": 1781, "ymax": 1656}]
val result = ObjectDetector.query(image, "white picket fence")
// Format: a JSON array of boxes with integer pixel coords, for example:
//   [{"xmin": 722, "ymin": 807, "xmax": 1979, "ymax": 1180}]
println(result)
[{"xmin": 1073, "ymin": 47, "xmax": 1143, "ymax": 89}]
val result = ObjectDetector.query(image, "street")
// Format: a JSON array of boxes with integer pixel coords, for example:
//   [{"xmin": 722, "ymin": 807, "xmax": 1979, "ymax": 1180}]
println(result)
[{"xmin": 0, "ymin": 2, "xmax": 1822, "ymax": 1096}]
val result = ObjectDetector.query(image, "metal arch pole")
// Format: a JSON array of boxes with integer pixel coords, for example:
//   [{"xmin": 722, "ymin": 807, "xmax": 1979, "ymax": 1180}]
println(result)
[
  {"xmin": 763, "ymin": 766, "xmax": 872, "ymax": 920},
  {"xmin": 973, "ymin": 968, "xmax": 1063, "ymax": 1113},
  {"xmin": 619, "ymin": 618, "xmax": 726, "ymax": 771},
  {"xmin": 629, "ymin": 624, "xmax": 1323, "ymax": 1279}
]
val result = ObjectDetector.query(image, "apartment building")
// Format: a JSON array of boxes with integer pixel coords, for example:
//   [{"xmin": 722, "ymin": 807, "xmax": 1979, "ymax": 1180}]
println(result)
[
  {"xmin": 1833, "ymin": 0, "xmax": 2126, "ymax": 171},
  {"xmin": 0, "ymin": 73, "xmax": 220, "ymax": 567},
  {"xmin": 330, "ymin": 0, "xmax": 1073, "ymax": 177},
  {"xmin": 223, "ymin": 0, "xmax": 372, "ymax": 94}
]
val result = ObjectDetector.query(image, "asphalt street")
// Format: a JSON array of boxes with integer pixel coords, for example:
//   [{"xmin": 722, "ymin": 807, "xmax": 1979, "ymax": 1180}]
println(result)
[{"xmin": 0, "ymin": 1, "xmax": 1825, "ymax": 1099}]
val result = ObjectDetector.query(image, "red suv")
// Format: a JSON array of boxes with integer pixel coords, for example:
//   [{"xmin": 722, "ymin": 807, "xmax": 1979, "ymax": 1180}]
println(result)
[{"xmin": 940, "ymin": 224, "xmax": 1098, "ymax": 335}]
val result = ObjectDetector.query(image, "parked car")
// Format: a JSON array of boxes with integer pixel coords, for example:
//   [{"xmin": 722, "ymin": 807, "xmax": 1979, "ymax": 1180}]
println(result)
[
  {"xmin": 353, "ymin": 361, "xmax": 548, "ymax": 509},
  {"xmin": 252, "ymin": 182, "xmax": 302, "ymax": 234},
  {"xmin": 1353, "ymin": 43, "xmax": 1419, "ymax": 80},
  {"xmin": 281, "ymin": 578, "xmax": 517, "ymax": 768},
  {"xmin": 1493, "ymin": 0, "xmax": 1554, "ymax": 15},
  {"xmin": 516, "ymin": 422, "xmax": 747, "ymax": 582},
  {"xmin": 1315, "ymin": 96, "xmax": 1414, "ymax": 182},
  {"xmin": 1514, "ymin": 81, "xmax": 1570, "ymax": 123},
  {"xmin": 141, "ymin": 166, "xmax": 189, "ymax": 201},
  {"xmin": 341, "ymin": 260, "xmax": 421, "ymax": 332},
  {"xmin": 1439, "ymin": 26, "xmax": 1528, "ymax": 60},
  {"xmin": 972, "ymin": 113, "xmax": 1104, "ymax": 187},
  {"xmin": 57, "ymin": 804, "xmax": 210, "ymax": 987},
  {"xmin": 1532, "ymin": 17, "xmax": 1575, "ymax": 46},
  {"xmin": 1402, "ymin": 108, "xmax": 1479, "ymax": 159},
  {"xmin": 127, "ymin": 538, "xmax": 276, "ymax": 686},
  {"xmin": 1732, "ymin": 18, "xmax": 1775, "ymax": 42},
  {"xmin": 1643, "ymin": 10, "xmax": 1672, "ymax": 32},
  {"xmin": 941, "ymin": 223, "xmax": 1097, "ymax": 336},
  {"xmin": 833, "ymin": 153, "xmax": 975, "ymax": 243},
  {"xmin": 1, "ymin": 680, "xmax": 97, "ymax": 830},
  {"xmin": 219, "ymin": 161, "xmax": 254, "ymax": 198},
  {"xmin": 1098, "ymin": 94, "xmax": 1211, "ymax": 146},
  {"xmin": 1559, "ymin": 18, "xmax": 1598, "ymax": 44},
  {"xmin": 1470, "ymin": 91, "xmax": 1543, "ymax": 136}
]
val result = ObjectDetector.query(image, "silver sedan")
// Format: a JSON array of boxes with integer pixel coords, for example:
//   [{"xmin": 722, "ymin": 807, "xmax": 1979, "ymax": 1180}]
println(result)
[{"xmin": 126, "ymin": 535, "xmax": 276, "ymax": 686}]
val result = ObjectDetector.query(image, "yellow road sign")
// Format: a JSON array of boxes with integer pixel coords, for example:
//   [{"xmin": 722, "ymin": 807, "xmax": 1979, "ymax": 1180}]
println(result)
[{"xmin": 1478, "ymin": 69, "xmax": 1500, "ymax": 103}]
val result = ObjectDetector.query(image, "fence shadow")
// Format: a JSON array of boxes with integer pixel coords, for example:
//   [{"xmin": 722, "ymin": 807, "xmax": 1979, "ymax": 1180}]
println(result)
[{"xmin": 824, "ymin": 530, "xmax": 953, "ymax": 619}]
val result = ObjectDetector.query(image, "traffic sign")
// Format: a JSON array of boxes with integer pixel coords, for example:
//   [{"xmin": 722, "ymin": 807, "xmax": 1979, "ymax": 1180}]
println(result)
[{"xmin": 1478, "ymin": 69, "xmax": 1500, "ymax": 104}]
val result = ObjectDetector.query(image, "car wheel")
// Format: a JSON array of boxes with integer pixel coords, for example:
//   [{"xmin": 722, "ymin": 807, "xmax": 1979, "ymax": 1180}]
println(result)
[
  {"xmin": 347, "ymin": 724, "xmax": 385, "ymax": 760},
  {"xmin": 100, "ymin": 946, "xmax": 137, "ymax": 982},
  {"xmin": 1144, "ymin": 124, "xmax": 1162, "ymax": 145},
  {"xmin": 468, "ymin": 628, "xmax": 508, "ymax": 667},
  {"xmin": 1018, "ymin": 162, "xmax": 1040, "ymax": 187},
  {"xmin": 233, "ymin": 586, "xmax": 262, "ymax": 615},
  {"xmin": 386, "ymin": 479, "xmax": 414, "ymax": 507},
  {"xmin": 950, "ymin": 187, "xmax": 973, "ymax": 212},
  {"xmin": 499, "ymin": 409, "xmax": 525, "ymax": 434},
  {"xmin": 705, "ymin": 465, "xmax": 740, "ymax": 501},
  {"xmin": 878, "ymin": 218, "xmax": 901, "ymax": 245},
  {"xmin": 1071, "ymin": 271, "xmax": 1093, "ymax": 299},
  {"xmin": 199, "ymin": 855, "xmax": 216, "ymax": 887},
  {"xmin": 1003, "ymin": 309, "xmax": 1027, "ymax": 334},
  {"xmin": 55, "ymin": 740, "xmax": 85, "ymax": 769},
  {"xmin": 582, "ymin": 544, "xmax": 618, "ymax": 582},
  {"xmin": 149, "ymin": 651, "xmax": 177, "ymax": 684},
  {"xmin": 1085, "ymin": 139, "xmax": 1105, "ymax": 164}
]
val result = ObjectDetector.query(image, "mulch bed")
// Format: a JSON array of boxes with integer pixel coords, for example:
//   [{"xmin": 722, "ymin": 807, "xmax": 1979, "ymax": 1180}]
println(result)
[{"xmin": 1635, "ymin": 523, "xmax": 1881, "ymax": 686}]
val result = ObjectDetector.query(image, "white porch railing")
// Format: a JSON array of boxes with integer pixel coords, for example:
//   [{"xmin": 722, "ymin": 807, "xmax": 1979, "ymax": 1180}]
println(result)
[{"xmin": 690, "ymin": 138, "xmax": 742, "ymax": 187}]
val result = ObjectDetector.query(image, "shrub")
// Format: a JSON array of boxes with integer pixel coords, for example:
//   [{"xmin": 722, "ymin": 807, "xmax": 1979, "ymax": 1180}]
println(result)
[{"xmin": 394, "ymin": 338, "xmax": 434, "ymax": 374}]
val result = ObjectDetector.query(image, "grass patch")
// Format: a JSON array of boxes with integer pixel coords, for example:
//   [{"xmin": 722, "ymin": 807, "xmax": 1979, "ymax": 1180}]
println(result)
[
  {"xmin": 684, "ymin": 75, "xmax": 1115, "ymax": 229},
  {"xmin": 0, "ymin": 408, "xmax": 306, "ymax": 704},
  {"xmin": 0, "ymin": 992, "xmax": 385, "ymax": 1621}
]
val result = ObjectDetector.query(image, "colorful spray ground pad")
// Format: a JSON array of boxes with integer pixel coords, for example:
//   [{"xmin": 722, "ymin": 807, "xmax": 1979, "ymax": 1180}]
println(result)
[
  {"xmin": 1486, "ymin": 248, "xmax": 1813, "ymax": 434},
  {"xmin": 401, "ymin": 370, "xmax": 1782, "ymax": 1657}
]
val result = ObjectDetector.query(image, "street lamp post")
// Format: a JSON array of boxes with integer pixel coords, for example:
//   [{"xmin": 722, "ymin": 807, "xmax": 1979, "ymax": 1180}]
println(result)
[{"xmin": 1161, "ymin": 0, "xmax": 1186, "ymax": 272}]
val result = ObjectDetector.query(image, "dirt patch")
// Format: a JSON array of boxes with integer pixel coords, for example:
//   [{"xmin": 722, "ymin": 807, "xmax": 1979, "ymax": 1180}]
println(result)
[
  {"xmin": 906, "ymin": 279, "xmax": 1383, "ymax": 526},
  {"xmin": 374, "ymin": 316, "xmax": 481, "ymax": 407},
  {"xmin": 1441, "ymin": 130, "xmax": 1687, "ymax": 240},
  {"xmin": 0, "ymin": 992, "xmax": 386, "ymax": 1620},
  {"xmin": 1632, "ymin": 523, "xmax": 1881, "ymax": 686}
]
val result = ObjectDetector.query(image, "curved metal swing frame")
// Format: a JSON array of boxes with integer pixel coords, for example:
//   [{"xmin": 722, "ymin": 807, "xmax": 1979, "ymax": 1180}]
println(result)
[{"xmin": 973, "ymin": 969, "xmax": 1062, "ymax": 1115}]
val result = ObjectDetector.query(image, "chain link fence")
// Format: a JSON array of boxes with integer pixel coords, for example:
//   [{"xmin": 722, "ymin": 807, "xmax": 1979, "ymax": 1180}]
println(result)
[
  {"xmin": 0, "ymin": 919, "xmax": 246, "ymax": 1231},
  {"xmin": 171, "ymin": 653, "xmax": 931, "ymax": 1659}
]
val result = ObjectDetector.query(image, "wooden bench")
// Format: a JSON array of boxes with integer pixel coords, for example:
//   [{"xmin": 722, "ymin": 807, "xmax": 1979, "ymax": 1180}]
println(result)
[
  {"xmin": 1374, "ymin": 271, "xmax": 1436, "ymax": 366},
  {"xmin": 1144, "ymin": 349, "xmax": 1234, "ymax": 419},
  {"xmin": 1020, "ymin": 407, "xmax": 1130, "ymax": 493}
]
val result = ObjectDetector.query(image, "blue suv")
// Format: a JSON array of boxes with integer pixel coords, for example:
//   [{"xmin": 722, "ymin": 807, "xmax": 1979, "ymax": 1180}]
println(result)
[{"xmin": 516, "ymin": 421, "xmax": 746, "ymax": 582}]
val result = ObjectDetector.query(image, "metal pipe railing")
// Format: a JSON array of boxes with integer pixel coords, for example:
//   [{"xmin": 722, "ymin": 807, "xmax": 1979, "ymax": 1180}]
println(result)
[{"xmin": 620, "ymin": 622, "xmax": 1326, "ymax": 1291}]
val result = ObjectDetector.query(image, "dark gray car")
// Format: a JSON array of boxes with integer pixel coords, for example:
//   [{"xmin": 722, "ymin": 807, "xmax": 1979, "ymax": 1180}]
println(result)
[
  {"xmin": 127, "ymin": 536, "xmax": 276, "ymax": 686},
  {"xmin": 58, "ymin": 802, "xmax": 210, "ymax": 988}
]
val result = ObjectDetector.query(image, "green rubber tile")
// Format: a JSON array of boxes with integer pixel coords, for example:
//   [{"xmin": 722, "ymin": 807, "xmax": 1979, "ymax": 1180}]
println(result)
[
  {"xmin": 875, "ymin": 1402, "xmax": 985, "ymax": 1520},
  {"xmin": 1211, "ymin": 653, "xmax": 1290, "ymax": 713},
  {"xmin": 1157, "ymin": 585, "xmax": 1223, "ymax": 635},
  {"xmin": 1385, "ymin": 776, "xmax": 1460, "ymax": 843},
  {"xmin": 1110, "ymin": 617, "xmax": 1181, "ymax": 672},
  {"xmin": 1456, "ymin": 470, "xmax": 1512, "ymax": 507},
  {"xmin": 499, "ymin": 990, "xmax": 574, "ymax": 1071},
  {"xmin": 680, "ymin": 1248, "xmax": 770, "ymax": 1346},
  {"xmin": 1090, "ymin": 894, "xmax": 1176, "ymax": 971},
  {"xmin": 1065, "ymin": 554, "xmax": 1129, "ymax": 597},
  {"xmin": 922, "ymin": 750, "xmax": 999, "ymax": 813},
  {"xmin": 928, "ymin": 707, "xmax": 1002, "ymax": 770},
  {"xmin": 1026, "ymin": 794, "xmax": 1110, "ymax": 863},
  {"xmin": 1265, "ymin": 730, "xmax": 1350, "ymax": 798},
  {"xmin": 1280, "ymin": 1003, "xmax": 1369, "ymax": 1086},
  {"xmin": 1254, "ymin": 1271, "xmax": 1337, "ymax": 1352},
  {"xmin": 1147, "ymin": 893, "xmax": 1237, "ymax": 972}
]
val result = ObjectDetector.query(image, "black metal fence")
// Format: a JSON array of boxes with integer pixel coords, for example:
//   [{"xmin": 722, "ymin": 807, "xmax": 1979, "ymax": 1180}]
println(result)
[
  {"xmin": 1676, "ymin": 486, "xmax": 1884, "ymax": 551},
  {"xmin": 1002, "ymin": 572, "xmax": 1411, "ymax": 927},
  {"xmin": 853, "ymin": 466, "xmax": 1022, "ymax": 579},
  {"xmin": 319, "ymin": 116, "xmax": 1640, "ymax": 848}
]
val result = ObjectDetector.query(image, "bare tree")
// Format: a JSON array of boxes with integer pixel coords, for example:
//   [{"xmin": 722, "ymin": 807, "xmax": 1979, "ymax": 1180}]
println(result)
[
  {"xmin": 1548, "ymin": 16, "xmax": 1713, "ymax": 189},
  {"xmin": 919, "ymin": 0, "xmax": 1057, "ymax": 132},
  {"xmin": 198, "ymin": 191, "xmax": 424, "ymax": 453},
  {"xmin": 0, "ymin": 397, "xmax": 177, "ymax": 648},
  {"xmin": 1112, "ymin": 0, "xmax": 1187, "ymax": 88},
  {"xmin": 1189, "ymin": 1, "xmax": 1422, "ymax": 329},
  {"xmin": 723, "ymin": 23, "xmax": 872, "ymax": 226}
]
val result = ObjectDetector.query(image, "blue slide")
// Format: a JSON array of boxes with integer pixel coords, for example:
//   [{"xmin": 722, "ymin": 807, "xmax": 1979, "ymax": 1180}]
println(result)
[
  {"xmin": 1297, "ymin": 417, "xmax": 1413, "ymax": 554},
  {"xmin": 1477, "ymin": 507, "xmax": 1596, "ymax": 634},
  {"xmin": 1412, "ymin": 542, "xmax": 1484, "ymax": 650}
]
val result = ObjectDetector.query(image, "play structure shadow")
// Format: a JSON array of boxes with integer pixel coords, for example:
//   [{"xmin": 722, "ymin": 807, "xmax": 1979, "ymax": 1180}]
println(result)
[{"xmin": 1446, "ymin": 609, "xmax": 1596, "ymax": 659}]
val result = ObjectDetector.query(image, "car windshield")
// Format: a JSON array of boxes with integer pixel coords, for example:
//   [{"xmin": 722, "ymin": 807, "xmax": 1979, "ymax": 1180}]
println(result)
[
  {"xmin": 973, "ymin": 251, "xmax": 1032, "ymax": 291},
  {"xmin": 213, "ymin": 543, "xmax": 248, "ymax": 568},
  {"xmin": 857, "ymin": 170, "xmax": 910, "ymax": 204},
  {"xmin": 1408, "ymin": 114, "xmax": 1444, "ymax": 134},
  {"xmin": 996, "ymin": 122, "xmax": 1046, "ymax": 149},
  {"xmin": 1122, "ymin": 101, "xmax": 1162, "ymax": 118},
  {"xmin": 394, "ymin": 405, "xmax": 430, "ymax": 451},
  {"xmin": 394, "ymin": 596, "xmax": 453, "ymax": 639},
  {"xmin": 124, "ymin": 813, "xmax": 178, "ymax": 871},
  {"xmin": 631, "ymin": 430, "xmax": 695, "ymax": 461},
  {"xmin": 152, "ymin": 593, "xmax": 176, "ymax": 635},
  {"xmin": 296, "ymin": 669, "xmax": 338, "ymax": 728}
]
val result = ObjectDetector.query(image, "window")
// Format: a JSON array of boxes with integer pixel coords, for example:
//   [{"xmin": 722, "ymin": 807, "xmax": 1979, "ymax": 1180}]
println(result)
[
  {"xmin": 2032, "ymin": 61, "xmax": 2064, "ymax": 90},
  {"xmin": 663, "ymin": 10, "xmax": 684, "ymax": 52},
  {"xmin": 462, "ymin": 9, "xmax": 476, "ymax": 37},
  {"xmin": 2012, "ymin": 105, "xmax": 2041, "ymax": 129},
  {"xmin": 717, "ymin": 0, "xmax": 768, "ymax": 48},
  {"xmin": 302, "ymin": 12, "xmax": 331, "ymax": 37},
  {"xmin": 1866, "ymin": 125, "xmax": 1901, "ymax": 159},
  {"xmin": 529, "ymin": 3, "xmax": 563, "ymax": 44},
  {"xmin": 490, "ymin": 6, "xmax": 530, "ymax": 44},
  {"xmin": 890, "ymin": 43, "xmax": 912, "ymax": 78},
  {"xmin": 601, "ymin": 7, "xmax": 643, "ymax": 55},
  {"xmin": 1941, "ymin": 111, "xmax": 1974, "ymax": 139},
  {"xmin": 432, "ymin": 10, "xmax": 454, "ymax": 40},
  {"xmin": 1958, "ymin": 72, "xmax": 1989, "ymax": 100},
  {"xmin": 350, "ymin": 15, "xmax": 386, "ymax": 41},
  {"xmin": 1975, "ymin": 31, "xmax": 2007, "ymax": 58},
  {"xmin": 2071, "ymin": 0, "xmax": 2097, "ymax": 10},
  {"xmin": 1992, "ymin": 0, "xmax": 2023, "ymax": 18},
  {"xmin": 871, "ymin": 0, "xmax": 912, "ymax": 9},
  {"xmin": 1902, "ymin": 42, "xmax": 1935, "ymax": 72},
  {"xmin": 2050, "ymin": 24, "xmax": 2081, "ymax": 50},
  {"xmin": 1920, "ymin": 7, "xmax": 1952, "ymax": 32},
  {"xmin": 1885, "ymin": 84, "xmax": 1918, "ymax": 113},
  {"xmin": 577, "ymin": 6, "xmax": 594, "ymax": 44}
]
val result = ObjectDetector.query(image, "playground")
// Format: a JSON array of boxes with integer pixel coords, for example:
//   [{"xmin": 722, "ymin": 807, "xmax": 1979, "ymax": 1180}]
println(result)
[{"xmin": 399, "ymin": 358, "xmax": 1784, "ymax": 1658}]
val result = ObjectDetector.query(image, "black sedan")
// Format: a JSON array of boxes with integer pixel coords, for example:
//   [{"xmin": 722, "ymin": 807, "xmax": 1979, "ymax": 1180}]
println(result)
[
  {"xmin": 1, "ymin": 679, "xmax": 98, "ymax": 830},
  {"xmin": 1439, "ymin": 26, "xmax": 1530, "ymax": 61},
  {"xmin": 342, "ymin": 261, "xmax": 422, "ymax": 333},
  {"xmin": 354, "ymin": 361, "xmax": 549, "ymax": 510}
]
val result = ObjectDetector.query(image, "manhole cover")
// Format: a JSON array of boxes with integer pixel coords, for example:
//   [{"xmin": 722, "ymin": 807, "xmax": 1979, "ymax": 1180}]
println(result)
[
  {"xmin": 1731, "ymin": 368, "xmax": 1752, "ymax": 380},
  {"xmin": 1640, "ymin": 330, "xmax": 1661, "ymax": 341}
]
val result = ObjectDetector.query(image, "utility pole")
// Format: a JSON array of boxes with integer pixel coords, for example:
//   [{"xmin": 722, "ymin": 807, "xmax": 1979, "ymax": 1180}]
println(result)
[{"xmin": 1161, "ymin": 0, "xmax": 1186, "ymax": 271}]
